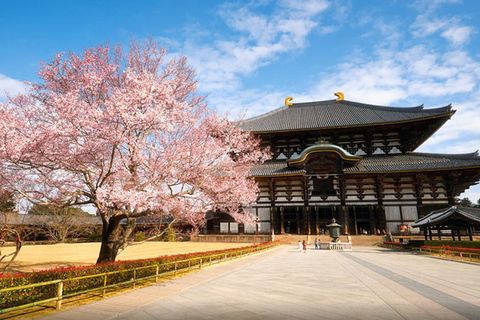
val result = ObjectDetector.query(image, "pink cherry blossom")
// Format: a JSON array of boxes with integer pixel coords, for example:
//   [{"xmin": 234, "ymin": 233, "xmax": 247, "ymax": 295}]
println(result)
[{"xmin": 0, "ymin": 39, "xmax": 270, "ymax": 263}]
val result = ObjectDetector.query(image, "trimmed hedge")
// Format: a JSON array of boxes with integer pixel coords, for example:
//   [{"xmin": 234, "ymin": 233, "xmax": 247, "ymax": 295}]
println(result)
[
  {"xmin": 424, "ymin": 241, "xmax": 480, "ymax": 249},
  {"xmin": 1, "ymin": 241, "xmax": 279, "ymax": 310}
]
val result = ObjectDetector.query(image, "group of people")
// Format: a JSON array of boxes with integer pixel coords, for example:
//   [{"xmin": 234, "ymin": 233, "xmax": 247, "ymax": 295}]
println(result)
[{"xmin": 297, "ymin": 238, "xmax": 323, "ymax": 252}]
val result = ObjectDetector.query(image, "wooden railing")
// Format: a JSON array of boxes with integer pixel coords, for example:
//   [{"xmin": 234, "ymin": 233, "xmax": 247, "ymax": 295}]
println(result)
[
  {"xmin": 413, "ymin": 246, "xmax": 480, "ymax": 261},
  {"xmin": 0, "ymin": 242, "xmax": 280, "ymax": 315}
]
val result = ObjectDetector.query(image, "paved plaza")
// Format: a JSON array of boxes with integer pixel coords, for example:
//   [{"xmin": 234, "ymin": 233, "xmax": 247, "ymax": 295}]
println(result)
[{"xmin": 41, "ymin": 245, "xmax": 480, "ymax": 320}]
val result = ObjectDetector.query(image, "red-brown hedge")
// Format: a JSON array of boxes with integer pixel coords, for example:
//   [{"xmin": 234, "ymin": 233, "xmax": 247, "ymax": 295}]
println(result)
[{"xmin": 1, "ymin": 241, "xmax": 279, "ymax": 310}]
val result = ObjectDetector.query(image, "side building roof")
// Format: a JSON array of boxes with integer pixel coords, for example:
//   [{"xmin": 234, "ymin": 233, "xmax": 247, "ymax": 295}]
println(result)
[
  {"xmin": 250, "ymin": 152, "xmax": 480, "ymax": 177},
  {"xmin": 413, "ymin": 206, "xmax": 480, "ymax": 228},
  {"xmin": 240, "ymin": 99, "xmax": 454, "ymax": 133}
]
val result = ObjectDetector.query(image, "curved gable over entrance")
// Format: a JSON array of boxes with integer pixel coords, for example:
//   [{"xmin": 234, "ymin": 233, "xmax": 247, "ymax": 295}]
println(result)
[{"xmin": 287, "ymin": 141, "xmax": 361, "ymax": 173}]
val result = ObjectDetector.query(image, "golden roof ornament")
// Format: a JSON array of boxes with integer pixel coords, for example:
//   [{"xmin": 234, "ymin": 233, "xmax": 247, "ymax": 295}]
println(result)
[
  {"xmin": 334, "ymin": 92, "xmax": 344, "ymax": 101},
  {"xmin": 285, "ymin": 97, "xmax": 293, "ymax": 106}
]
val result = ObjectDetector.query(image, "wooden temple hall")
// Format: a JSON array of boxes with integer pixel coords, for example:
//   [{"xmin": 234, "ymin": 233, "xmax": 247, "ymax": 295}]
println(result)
[{"xmin": 205, "ymin": 94, "xmax": 480, "ymax": 236}]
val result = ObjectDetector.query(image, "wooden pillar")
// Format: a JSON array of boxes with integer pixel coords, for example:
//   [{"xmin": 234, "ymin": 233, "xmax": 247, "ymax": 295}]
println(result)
[
  {"xmin": 353, "ymin": 206, "xmax": 358, "ymax": 235},
  {"xmin": 437, "ymin": 226, "xmax": 441, "ymax": 240},
  {"xmin": 339, "ymin": 176, "xmax": 348, "ymax": 234},
  {"xmin": 415, "ymin": 173, "xmax": 425, "ymax": 219},
  {"xmin": 268, "ymin": 178, "xmax": 277, "ymax": 234},
  {"xmin": 270, "ymin": 207, "xmax": 275, "ymax": 235},
  {"xmin": 424, "ymin": 227, "xmax": 428, "ymax": 241},
  {"xmin": 429, "ymin": 227, "xmax": 433, "ymax": 241},
  {"xmin": 296, "ymin": 207, "xmax": 300, "ymax": 234},
  {"xmin": 369, "ymin": 206, "xmax": 376, "ymax": 235},
  {"xmin": 375, "ymin": 175, "xmax": 386, "ymax": 231},
  {"xmin": 306, "ymin": 207, "xmax": 310, "ymax": 235},
  {"xmin": 280, "ymin": 207, "xmax": 285, "ymax": 234},
  {"xmin": 445, "ymin": 174, "xmax": 457, "ymax": 206},
  {"xmin": 315, "ymin": 206, "xmax": 319, "ymax": 235},
  {"xmin": 451, "ymin": 229, "xmax": 455, "ymax": 241},
  {"xmin": 468, "ymin": 227, "xmax": 473, "ymax": 241},
  {"xmin": 303, "ymin": 177, "xmax": 309, "ymax": 235}
]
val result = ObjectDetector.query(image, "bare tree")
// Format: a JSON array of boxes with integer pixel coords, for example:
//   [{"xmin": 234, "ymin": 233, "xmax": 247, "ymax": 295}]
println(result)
[
  {"xmin": 29, "ymin": 204, "xmax": 95, "ymax": 243},
  {"xmin": 0, "ymin": 212, "xmax": 22, "ymax": 272}
]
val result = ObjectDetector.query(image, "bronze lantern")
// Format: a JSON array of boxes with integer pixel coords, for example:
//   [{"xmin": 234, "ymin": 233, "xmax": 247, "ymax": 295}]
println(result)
[{"xmin": 327, "ymin": 218, "xmax": 342, "ymax": 242}]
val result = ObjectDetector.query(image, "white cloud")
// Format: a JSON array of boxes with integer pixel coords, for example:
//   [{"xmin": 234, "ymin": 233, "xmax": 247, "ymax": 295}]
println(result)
[
  {"xmin": 441, "ymin": 25, "xmax": 474, "ymax": 46},
  {"xmin": 410, "ymin": 4, "xmax": 475, "ymax": 47},
  {"xmin": 171, "ymin": 0, "xmax": 332, "ymax": 114},
  {"xmin": 0, "ymin": 74, "xmax": 26, "ymax": 100}
]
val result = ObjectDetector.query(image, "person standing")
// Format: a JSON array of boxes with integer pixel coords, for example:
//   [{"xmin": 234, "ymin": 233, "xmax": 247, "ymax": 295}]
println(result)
[
  {"xmin": 314, "ymin": 238, "xmax": 318, "ymax": 249},
  {"xmin": 298, "ymin": 240, "xmax": 302, "ymax": 253},
  {"xmin": 302, "ymin": 240, "xmax": 307, "ymax": 253}
]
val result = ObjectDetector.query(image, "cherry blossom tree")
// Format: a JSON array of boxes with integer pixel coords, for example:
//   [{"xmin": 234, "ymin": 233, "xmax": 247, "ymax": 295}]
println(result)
[{"xmin": 0, "ymin": 39, "xmax": 269, "ymax": 263}]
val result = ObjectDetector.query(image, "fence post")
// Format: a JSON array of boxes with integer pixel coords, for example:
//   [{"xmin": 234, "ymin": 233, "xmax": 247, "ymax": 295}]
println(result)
[
  {"xmin": 200, "ymin": 258, "xmax": 202, "ymax": 269},
  {"xmin": 224, "ymin": 253, "xmax": 227, "ymax": 262},
  {"xmin": 156, "ymin": 265, "xmax": 159, "ymax": 282},
  {"xmin": 188, "ymin": 260, "xmax": 191, "ymax": 271},
  {"xmin": 103, "ymin": 273, "xmax": 108, "ymax": 298},
  {"xmin": 209, "ymin": 256, "xmax": 212, "ymax": 265},
  {"xmin": 133, "ymin": 268, "xmax": 136, "ymax": 289},
  {"xmin": 175, "ymin": 262, "xmax": 177, "ymax": 275},
  {"xmin": 56, "ymin": 281, "xmax": 64, "ymax": 310}
]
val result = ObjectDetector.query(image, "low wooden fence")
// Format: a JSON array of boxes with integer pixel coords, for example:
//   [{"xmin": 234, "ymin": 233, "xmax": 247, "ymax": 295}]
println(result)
[
  {"xmin": 0, "ymin": 242, "xmax": 279, "ymax": 315},
  {"xmin": 413, "ymin": 246, "xmax": 480, "ymax": 261}
]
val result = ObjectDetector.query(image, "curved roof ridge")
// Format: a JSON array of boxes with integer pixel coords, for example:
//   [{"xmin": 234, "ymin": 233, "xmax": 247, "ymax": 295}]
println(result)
[
  {"xmin": 404, "ymin": 151, "xmax": 480, "ymax": 160},
  {"xmin": 289, "ymin": 99, "xmax": 453, "ymax": 113},
  {"xmin": 240, "ymin": 99, "xmax": 455, "ymax": 133}
]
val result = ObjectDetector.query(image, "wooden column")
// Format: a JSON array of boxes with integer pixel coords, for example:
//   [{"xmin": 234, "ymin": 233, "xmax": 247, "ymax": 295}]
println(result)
[
  {"xmin": 415, "ymin": 173, "xmax": 425, "ymax": 218},
  {"xmin": 269, "ymin": 179, "xmax": 276, "ymax": 234},
  {"xmin": 338, "ymin": 176, "xmax": 348, "ymax": 234},
  {"xmin": 280, "ymin": 207, "xmax": 285, "ymax": 234},
  {"xmin": 468, "ymin": 227, "xmax": 473, "ymax": 241},
  {"xmin": 446, "ymin": 173, "xmax": 458, "ymax": 206},
  {"xmin": 424, "ymin": 227, "xmax": 428, "ymax": 241},
  {"xmin": 375, "ymin": 175, "xmax": 386, "ymax": 231},
  {"xmin": 315, "ymin": 206, "xmax": 319, "ymax": 235},
  {"xmin": 303, "ymin": 177, "xmax": 309, "ymax": 235},
  {"xmin": 369, "ymin": 205, "xmax": 376, "ymax": 235},
  {"xmin": 296, "ymin": 207, "xmax": 300, "ymax": 234}
]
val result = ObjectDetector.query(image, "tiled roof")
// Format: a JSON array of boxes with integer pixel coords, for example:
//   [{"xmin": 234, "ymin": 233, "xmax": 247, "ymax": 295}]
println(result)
[
  {"xmin": 240, "ymin": 100, "xmax": 454, "ymax": 133},
  {"xmin": 413, "ymin": 206, "xmax": 480, "ymax": 227},
  {"xmin": 250, "ymin": 152, "xmax": 480, "ymax": 177}
]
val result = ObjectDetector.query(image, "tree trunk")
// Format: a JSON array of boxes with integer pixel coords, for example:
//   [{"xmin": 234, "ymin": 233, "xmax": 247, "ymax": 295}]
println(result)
[{"xmin": 96, "ymin": 214, "xmax": 136, "ymax": 264}]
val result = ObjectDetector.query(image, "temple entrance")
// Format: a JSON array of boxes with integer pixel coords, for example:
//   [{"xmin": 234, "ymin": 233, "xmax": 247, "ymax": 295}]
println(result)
[
  {"xmin": 284, "ymin": 220, "xmax": 297, "ymax": 234},
  {"xmin": 348, "ymin": 206, "xmax": 374, "ymax": 235}
]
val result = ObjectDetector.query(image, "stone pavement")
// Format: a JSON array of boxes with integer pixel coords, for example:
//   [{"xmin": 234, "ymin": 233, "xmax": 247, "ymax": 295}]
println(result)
[{"xmin": 40, "ymin": 246, "xmax": 480, "ymax": 320}]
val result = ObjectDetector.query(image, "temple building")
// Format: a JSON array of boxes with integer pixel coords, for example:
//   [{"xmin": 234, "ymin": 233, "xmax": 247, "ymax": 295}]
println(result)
[{"xmin": 205, "ymin": 94, "xmax": 480, "ymax": 235}]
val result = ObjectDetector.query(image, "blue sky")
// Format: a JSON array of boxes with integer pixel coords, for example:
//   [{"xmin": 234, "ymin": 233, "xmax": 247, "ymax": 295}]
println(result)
[{"xmin": 1, "ymin": 0, "xmax": 480, "ymax": 201}]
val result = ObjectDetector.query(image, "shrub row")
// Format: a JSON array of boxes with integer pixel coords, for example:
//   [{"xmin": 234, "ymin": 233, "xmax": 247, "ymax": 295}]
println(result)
[
  {"xmin": 0, "ymin": 241, "xmax": 279, "ymax": 310},
  {"xmin": 424, "ymin": 240, "xmax": 480, "ymax": 249},
  {"xmin": 421, "ymin": 245, "xmax": 480, "ymax": 253}
]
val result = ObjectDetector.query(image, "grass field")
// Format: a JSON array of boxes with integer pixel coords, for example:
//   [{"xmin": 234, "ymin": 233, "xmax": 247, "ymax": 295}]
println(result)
[{"xmin": 1, "ymin": 241, "xmax": 251, "ymax": 273}]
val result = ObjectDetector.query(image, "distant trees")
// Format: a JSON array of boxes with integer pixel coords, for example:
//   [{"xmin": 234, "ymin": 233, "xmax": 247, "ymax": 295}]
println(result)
[
  {"xmin": 0, "ymin": 189, "xmax": 21, "ymax": 272},
  {"xmin": 458, "ymin": 197, "xmax": 480, "ymax": 208},
  {"xmin": 28, "ymin": 204, "xmax": 94, "ymax": 243}
]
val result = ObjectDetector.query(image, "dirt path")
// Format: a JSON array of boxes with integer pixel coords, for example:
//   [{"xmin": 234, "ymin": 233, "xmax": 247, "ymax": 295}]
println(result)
[{"xmin": 1, "ymin": 242, "xmax": 251, "ymax": 273}]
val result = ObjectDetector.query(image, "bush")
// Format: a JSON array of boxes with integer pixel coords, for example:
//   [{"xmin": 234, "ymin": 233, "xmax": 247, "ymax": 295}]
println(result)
[
  {"xmin": 88, "ymin": 233, "xmax": 102, "ymax": 242},
  {"xmin": 406, "ymin": 240, "xmax": 425, "ymax": 247},
  {"xmin": 424, "ymin": 241, "xmax": 480, "ymax": 249},
  {"xmin": 0, "ymin": 241, "xmax": 280, "ymax": 310},
  {"xmin": 134, "ymin": 231, "xmax": 145, "ymax": 242},
  {"xmin": 162, "ymin": 227, "xmax": 177, "ymax": 242}
]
